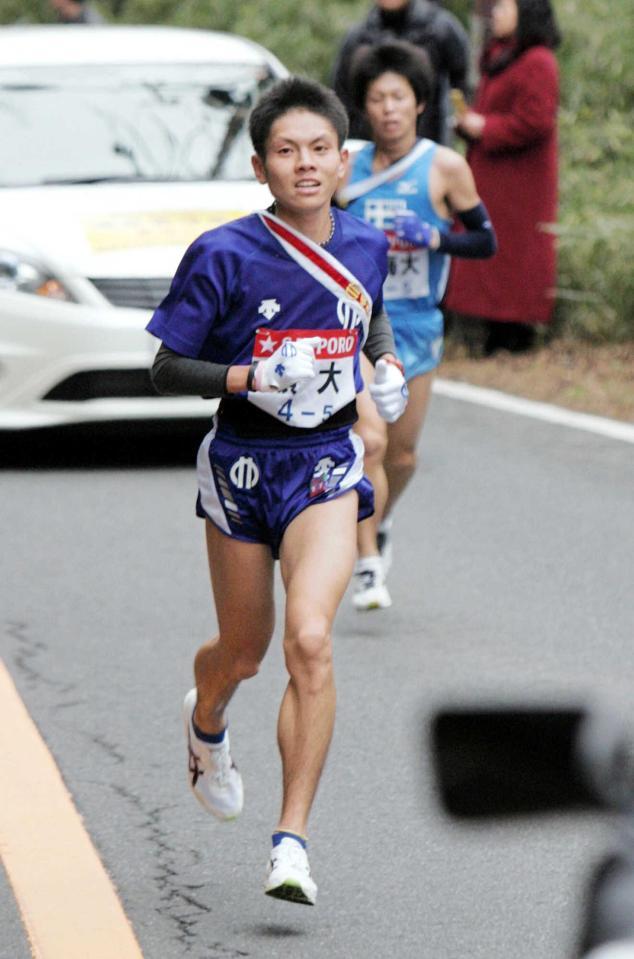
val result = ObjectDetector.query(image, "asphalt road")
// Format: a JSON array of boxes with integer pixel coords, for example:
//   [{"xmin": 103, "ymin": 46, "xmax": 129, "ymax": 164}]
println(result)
[{"xmin": 1, "ymin": 396, "xmax": 633, "ymax": 959}]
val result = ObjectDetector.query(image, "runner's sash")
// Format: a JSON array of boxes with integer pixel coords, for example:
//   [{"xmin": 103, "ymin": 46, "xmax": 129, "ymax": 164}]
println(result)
[
  {"xmin": 258, "ymin": 210, "xmax": 372, "ymax": 344},
  {"xmin": 337, "ymin": 138, "xmax": 434, "ymax": 207}
]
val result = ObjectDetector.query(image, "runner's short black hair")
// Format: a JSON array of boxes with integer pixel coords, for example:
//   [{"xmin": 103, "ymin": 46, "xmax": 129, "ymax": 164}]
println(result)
[
  {"xmin": 249, "ymin": 77, "xmax": 349, "ymax": 159},
  {"xmin": 349, "ymin": 41, "xmax": 435, "ymax": 112}
]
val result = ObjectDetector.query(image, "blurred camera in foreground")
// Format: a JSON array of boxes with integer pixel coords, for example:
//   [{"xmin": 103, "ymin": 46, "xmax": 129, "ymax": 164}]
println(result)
[{"xmin": 430, "ymin": 705, "xmax": 634, "ymax": 958}]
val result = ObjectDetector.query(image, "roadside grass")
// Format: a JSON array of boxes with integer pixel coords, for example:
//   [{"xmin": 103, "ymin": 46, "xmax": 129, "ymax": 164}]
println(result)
[
  {"xmin": 554, "ymin": 0, "xmax": 634, "ymax": 342},
  {"xmin": 440, "ymin": 337, "xmax": 634, "ymax": 422}
]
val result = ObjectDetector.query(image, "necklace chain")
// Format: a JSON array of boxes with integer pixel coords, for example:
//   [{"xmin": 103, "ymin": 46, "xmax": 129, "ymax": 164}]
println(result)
[
  {"xmin": 271, "ymin": 204, "xmax": 335, "ymax": 246},
  {"xmin": 321, "ymin": 211, "xmax": 335, "ymax": 247}
]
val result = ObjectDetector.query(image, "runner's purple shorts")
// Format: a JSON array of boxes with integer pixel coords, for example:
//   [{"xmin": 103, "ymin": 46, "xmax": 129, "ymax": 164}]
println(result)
[{"xmin": 196, "ymin": 420, "xmax": 374, "ymax": 559}]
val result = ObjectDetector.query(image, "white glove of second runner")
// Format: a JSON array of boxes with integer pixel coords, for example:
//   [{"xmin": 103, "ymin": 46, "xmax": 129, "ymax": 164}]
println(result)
[
  {"xmin": 369, "ymin": 358, "xmax": 408, "ymax": 423},
  {"xmin": 253, "ymin": 337, "xmax": 321, "ymax": 392}
]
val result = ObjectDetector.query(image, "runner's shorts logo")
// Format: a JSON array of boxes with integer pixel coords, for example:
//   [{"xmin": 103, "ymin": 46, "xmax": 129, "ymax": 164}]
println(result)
[
  {"xmin": 310, "ymin": 456, "xmax": 336, "ymax": 497},
  {"xmin": 229, "ymin": 456, "xmax": 260, "ymax": 490}
]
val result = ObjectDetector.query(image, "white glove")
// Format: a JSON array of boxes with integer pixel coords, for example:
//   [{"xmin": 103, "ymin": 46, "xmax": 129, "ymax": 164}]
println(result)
[
  {"xmin": 253, "ymin": 337, "xmax": 321, "ymax": 392},
  {"xmin": 369, "ymin": 358, "xmax": 408, "ymax": 423}
]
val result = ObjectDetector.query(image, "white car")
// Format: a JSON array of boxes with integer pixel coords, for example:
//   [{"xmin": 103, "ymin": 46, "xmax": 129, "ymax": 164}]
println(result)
[{"xmin": 0, "ymin": 25, "xmax": 286, "ymax": 429}]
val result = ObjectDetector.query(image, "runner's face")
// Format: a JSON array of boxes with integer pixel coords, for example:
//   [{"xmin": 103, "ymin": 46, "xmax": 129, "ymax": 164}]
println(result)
[
  {"xmin": 252, "ymin": 109, "xmax": 346, "ymax": 217},
  {"xmin": 364, "ymin": 72, "xmax": 423, "ymax": 147}
]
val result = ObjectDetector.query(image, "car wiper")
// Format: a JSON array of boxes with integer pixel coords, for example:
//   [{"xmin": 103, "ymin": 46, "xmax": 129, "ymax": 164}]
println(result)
[{"xmin": 209, "ymin": 100, "xmax": 250, "ymax": 179}]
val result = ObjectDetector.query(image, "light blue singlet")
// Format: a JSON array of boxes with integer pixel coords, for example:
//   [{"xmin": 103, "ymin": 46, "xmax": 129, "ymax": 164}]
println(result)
[{"xmin": 346, "ymin": 139, "xmax": 451, "ymax": 379}]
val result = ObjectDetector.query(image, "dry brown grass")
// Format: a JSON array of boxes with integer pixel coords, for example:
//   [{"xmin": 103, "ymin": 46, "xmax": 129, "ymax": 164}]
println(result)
[{"xmin": 440, "ymin": 340, "xmax": 634, "ymax": 423}]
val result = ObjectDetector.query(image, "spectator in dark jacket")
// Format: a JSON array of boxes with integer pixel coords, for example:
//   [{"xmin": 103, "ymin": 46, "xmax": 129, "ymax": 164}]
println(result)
[{"xmin": 332, "ymin": 0, "xmax": 469, "ymax": 144}]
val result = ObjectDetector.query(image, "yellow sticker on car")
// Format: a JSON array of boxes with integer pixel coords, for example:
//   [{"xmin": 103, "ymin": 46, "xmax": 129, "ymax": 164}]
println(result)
[{"xmin": 84, "ymin": 210, "xmax": 245, "ymax": 252}]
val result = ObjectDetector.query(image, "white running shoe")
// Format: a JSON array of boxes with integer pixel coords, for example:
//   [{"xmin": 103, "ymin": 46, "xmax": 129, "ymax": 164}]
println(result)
[
  {"xmin": 377, "ymin": 517, "xmax": 393, "ymax": 577},
  {"xmin": 182, "ymin": 688, "xmax": 243, "ymax": 821},
  {"xmin": 352, "ymin": 557, "xmax": 392, "ymax": 611},
  {"xmin": 264, "ymin": 838, "xmax": 317, "ymax": 906}
]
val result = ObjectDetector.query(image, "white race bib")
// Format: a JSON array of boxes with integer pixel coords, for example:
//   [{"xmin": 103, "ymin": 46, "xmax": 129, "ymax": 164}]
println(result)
[
  {"xmin": 385, "ymin": 247, "xmax": 430, "ymax": 300},
  {"xmin": 248, "ymin": 328, "xmax": 359, "ymax": 427}
]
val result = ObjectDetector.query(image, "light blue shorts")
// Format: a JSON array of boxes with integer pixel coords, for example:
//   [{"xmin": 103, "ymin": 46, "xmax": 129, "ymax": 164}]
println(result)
[{"xmin": 390, "ymin": 309, "xmax": 444, "ymax": 381}]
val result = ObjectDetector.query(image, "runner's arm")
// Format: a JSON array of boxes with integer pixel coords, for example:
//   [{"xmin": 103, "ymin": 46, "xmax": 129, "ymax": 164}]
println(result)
[
  {"xmin": 151, "ymin": 339, "xmax": 320, "ymax": 396},
  {"xmin": 363, "ymin": 307, "xmax": 401, "ymax": 369},
  {"xmin": 437, "ymin": 202, "xmax": 496, "ymax": 258},
  {"xmin": 394, "ymin": 146, "xmax": 496, "ymax": 258},
  {"xmin": 439, "ymin": 149, "xmax": 497, "ymax": 258},
  {"xmin": 151, "ymin": 343, "xmax": 248, "ymax": 397}
]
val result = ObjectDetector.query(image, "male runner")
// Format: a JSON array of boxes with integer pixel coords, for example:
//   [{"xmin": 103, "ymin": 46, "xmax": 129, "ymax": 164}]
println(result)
[
  {"xmin": 339, "ymin": 41, "xmax": 496, "ymax": 610},
  {"xmin": 147, "ymin": 78, "xmax": 407, "ymax": 905}
]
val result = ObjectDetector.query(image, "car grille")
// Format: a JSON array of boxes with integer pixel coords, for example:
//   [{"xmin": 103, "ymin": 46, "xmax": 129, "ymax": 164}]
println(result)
[
  {"xmin": 90, "ymin": 277, "xmax": 171, "ymax": 310},
  {"xmin": 43, "ymin": 370, "xmax": 157, "ymax": 401}
]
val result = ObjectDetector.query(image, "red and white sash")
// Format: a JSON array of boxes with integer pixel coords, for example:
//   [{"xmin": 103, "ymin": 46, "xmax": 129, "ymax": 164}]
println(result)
[
  {"xmin": 337, "ymin": 138, "xmax": 434, "ymax": 207},
  {"xmin": 258, "ymin": 209, "xmax": 372, "ymax": 344}
]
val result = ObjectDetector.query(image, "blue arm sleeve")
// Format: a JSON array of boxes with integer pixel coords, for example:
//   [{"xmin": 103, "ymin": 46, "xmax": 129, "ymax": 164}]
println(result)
[{"xmin": 437, "ymin": 202, "xmax": 497, "ymax": 259}]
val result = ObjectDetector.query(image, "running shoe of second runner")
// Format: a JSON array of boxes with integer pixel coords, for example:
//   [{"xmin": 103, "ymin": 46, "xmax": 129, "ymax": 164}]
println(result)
[
  {"xmin": 377, "ymin": 516, "xmax": 393, "ymax": 576},
  {"xmin": 352, "ymin": 555, "xmax": 392, "ymax": 611},
  {"xmin": 264, "ymin": 836, "xmax": 317, "ymax": 905},
  {"xmin": 182, "ymin": 688, "xmax": 243, "ymax": 821}
]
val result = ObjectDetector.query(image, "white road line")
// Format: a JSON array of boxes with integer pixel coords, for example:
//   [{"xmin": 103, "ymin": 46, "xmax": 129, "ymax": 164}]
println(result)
[{"xmin": 434, "ymin": 378, "xmax": 634, "ymax": 445}]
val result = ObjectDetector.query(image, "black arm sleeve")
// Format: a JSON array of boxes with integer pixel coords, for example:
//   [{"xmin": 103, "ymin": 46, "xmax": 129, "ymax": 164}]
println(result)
[
  {"xmin": 437, "ymin": 202, "xmax": 498, "ymax": 259},
  {"xmin": 363, "ymin": 307, "xmax": 397, "ymax": 365},
  {"xmin": 150, "ymin": 343, "xmax": 230, "ymax": 398},
  {"xmin": 152, "ymin": 311, "xmax": 396, "ymax": 396}
]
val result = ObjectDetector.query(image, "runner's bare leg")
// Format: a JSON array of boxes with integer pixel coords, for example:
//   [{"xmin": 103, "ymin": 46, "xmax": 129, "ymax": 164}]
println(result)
[
  {"xmin": 384, "ymin": 370, "xmax": 434, "ymax": 517},
  {"xmin": 355, "ymin": 354, "xmax": 388, "ymax": 558},
  {"xmin": 276, "ymin": 492, "xmax": 358, "ymax": 835},
  {"xmin": 193, "ymin": 520, "xmax": 276, "ymax": 734}
]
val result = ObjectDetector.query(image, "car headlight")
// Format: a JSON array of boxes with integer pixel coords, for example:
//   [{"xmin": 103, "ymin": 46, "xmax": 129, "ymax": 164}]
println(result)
[{"xmin": 0, "ymin": 250, "xmax": 74, "ymax": 301}]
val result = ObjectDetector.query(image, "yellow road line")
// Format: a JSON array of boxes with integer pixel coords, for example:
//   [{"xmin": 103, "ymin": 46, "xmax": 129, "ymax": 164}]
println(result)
[{"xmin": 0, "ymin": 660, "xmax": 144, "ymax": 959}]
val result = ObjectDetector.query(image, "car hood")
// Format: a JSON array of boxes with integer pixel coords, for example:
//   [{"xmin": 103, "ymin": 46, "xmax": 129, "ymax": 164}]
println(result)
[{"xmin": 0, "ymin": 180, "xmax": 272, "ymax": 279}]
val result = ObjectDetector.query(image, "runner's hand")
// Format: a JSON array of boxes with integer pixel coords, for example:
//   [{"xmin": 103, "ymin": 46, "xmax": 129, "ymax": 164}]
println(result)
[
  {"xmin": 369, "ymin": 358, "xmax": 408, "ymax": 423},
  {"xmin": 253, "ymin": 337, "xmax": 321, "ymax": 392},
  {"xmin": 393, "ymin": 212, "xmax": 437, "ymax": 249}
]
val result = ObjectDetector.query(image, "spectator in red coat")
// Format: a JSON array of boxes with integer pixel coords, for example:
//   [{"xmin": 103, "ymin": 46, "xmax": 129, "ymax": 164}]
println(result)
[{"xmin": 445, "ymin": 0, "xmax": 562, "ymax": 353}]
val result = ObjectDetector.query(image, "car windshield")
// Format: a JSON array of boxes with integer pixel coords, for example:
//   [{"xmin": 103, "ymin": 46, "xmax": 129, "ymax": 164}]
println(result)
[{"xmin": 0, "ymin": 62, "xmax": 276, "ymax": 187}]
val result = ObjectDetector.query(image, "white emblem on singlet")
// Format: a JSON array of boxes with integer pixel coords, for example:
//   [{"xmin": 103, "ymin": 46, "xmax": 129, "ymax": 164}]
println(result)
[
  {"xmin": 336, "ymin": 298, "xmax": 364, "ymax": 330},
  {"xmin": 229, "ymin": 456, "xmax": 260, "ymax": 490},
  {"xmin": 258, "ymin": 298, "xmax": 281, "ymax": 322},
  {"xmin": 364, "ymin": 197, "xmax": 407, "ymax": 230},
  {"xmin": 396, "ymin": 180, "xmax": 418, "ymax": 196}
]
